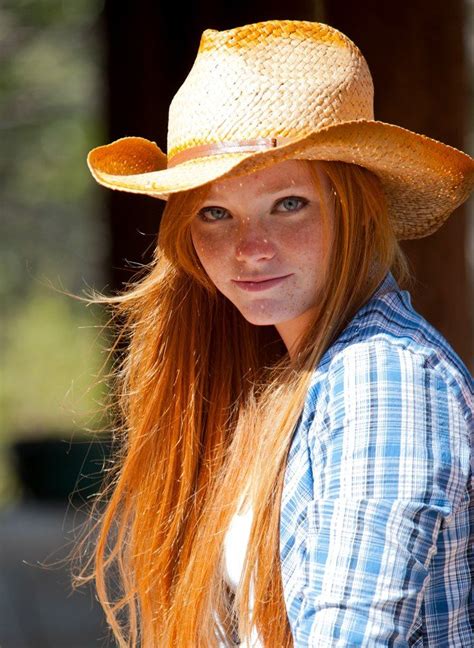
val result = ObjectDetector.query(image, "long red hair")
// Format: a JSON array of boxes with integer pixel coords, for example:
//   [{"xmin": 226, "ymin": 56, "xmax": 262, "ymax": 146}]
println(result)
[{"xmin": 71, "ymin": 160, "xmax": 410, "ymax": 646}]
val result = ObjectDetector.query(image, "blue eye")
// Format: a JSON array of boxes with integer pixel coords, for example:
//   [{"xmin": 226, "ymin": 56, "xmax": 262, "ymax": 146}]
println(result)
[
  {"xmin": 197, "ymin": 206, "xmax": 229, "ymax": 222},
  {"xmin": 276, "ymin": 196, "xmax": 308, "ymax": 212}
]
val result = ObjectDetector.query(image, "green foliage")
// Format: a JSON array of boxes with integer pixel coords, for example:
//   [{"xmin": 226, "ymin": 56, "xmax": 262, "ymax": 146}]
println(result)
[
  {"xmin": 1, "ymin": 0, "xmax": 107, "ymax": 301},
  {"xmin": 1, "ymin": 283, "xmax": 108, "ymax": 439},
  {"xmin": 1, "ymin": 0, "xmax": 109, "ymax": 458}
]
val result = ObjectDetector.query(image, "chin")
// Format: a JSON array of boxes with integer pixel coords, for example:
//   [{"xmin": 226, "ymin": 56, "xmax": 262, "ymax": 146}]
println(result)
[
  {"xmin": 237, "ymin": 305, "xmax": 294, "ymax": 327},
  {"xmin": 242, "ymin": 315, "xmax": 277, "ymax": 326}
]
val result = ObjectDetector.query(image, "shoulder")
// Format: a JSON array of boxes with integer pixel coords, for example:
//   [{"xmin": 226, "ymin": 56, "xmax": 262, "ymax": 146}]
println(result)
[
  {"xmin": 324, "ymin": 339, "xmax": 471, "ymax": 436},
  {"xmin": 305, "ymin": 282, "xmax": 473, "ymax": 426},
  {"xmin": 302, "ymin": 325, "xmax": 472, "ymax": 514}
]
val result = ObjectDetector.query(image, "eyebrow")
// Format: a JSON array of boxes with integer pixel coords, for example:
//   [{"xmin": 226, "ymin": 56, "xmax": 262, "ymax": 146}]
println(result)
[
  {"xmin": 264, "ymin": 182, "xmax": 308, "ymax": 194},
  {"xmin": 206, "ymin": 181, "xmax": 311, "ymax": 200}
]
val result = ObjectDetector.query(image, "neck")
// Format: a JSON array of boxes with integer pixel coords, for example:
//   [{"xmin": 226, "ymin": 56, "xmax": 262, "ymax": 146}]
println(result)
[{"xmin": 275, "ymin": 306, "xmax": 318, "ymax": 360}]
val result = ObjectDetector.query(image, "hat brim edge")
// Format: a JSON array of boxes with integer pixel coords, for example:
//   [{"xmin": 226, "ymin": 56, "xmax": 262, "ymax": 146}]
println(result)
[{"xmin": 87, "ymin": 120, "xmax": 474, "ymax": 239}]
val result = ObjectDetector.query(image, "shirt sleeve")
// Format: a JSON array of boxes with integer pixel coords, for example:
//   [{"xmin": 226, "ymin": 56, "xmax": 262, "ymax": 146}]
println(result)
[{"xmin": 292, "ymin": 341, "xmax": 470, "ymax": 647}]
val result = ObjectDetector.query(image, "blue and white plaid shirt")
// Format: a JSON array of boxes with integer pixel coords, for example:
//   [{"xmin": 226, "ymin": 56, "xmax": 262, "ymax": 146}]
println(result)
[{"xmin": 279, "ymin": 271, "xmax": 473, "ymax": 647}]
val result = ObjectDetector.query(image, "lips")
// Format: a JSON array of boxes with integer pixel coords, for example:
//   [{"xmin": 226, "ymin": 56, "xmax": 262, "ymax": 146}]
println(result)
[
  {"xmin": 233, "ymin": 274, "xmax": 291, "ymax": 283},
  {"xmin": 231, "ymin": 274, "xmax": 293, "ymax": 292}
]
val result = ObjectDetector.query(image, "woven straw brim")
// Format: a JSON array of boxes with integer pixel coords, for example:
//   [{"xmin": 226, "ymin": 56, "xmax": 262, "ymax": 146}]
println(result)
[{"xmin": 88, "ymin": 120, "xmax": 474, "ymax": 240}]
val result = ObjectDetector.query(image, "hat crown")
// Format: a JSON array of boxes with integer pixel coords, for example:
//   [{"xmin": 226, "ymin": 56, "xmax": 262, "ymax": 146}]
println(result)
[{"xmin": 167, "ymin": 20, "xmax": 374, "ymax": 159}]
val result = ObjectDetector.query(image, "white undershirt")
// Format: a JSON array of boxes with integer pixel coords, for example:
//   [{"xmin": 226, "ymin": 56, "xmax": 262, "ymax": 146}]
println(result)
[
  {"xmin": 223, "ymin": 507, "xmax": 262, "ymax": 647},
  {"xmin": 224, "ymin": 506, "xmax": 253, "ymax": 589}
]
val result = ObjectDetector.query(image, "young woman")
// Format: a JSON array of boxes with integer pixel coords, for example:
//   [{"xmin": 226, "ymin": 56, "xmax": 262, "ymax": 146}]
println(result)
[{"xmin": 79, "ymin": 20, "xmax": 473, "ymax": 647}]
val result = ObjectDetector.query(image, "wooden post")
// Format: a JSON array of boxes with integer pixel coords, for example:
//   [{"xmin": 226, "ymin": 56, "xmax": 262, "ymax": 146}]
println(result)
[{"xmin": 323, "ymin": 0, "xmax": 473, "ymax": 369}]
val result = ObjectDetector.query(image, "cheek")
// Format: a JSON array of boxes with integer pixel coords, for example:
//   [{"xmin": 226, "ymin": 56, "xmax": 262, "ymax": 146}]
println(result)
[
  {"xmin": 280, "ymin": 218, "xmax": 325, "ymax": 265},
  {"xmin": 191, "ymin": 227, "xmax": 231, "ymax": 281}
]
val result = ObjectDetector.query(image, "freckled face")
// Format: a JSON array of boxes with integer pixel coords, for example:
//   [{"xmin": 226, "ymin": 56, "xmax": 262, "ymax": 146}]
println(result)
[{"xmin": 190, "ymin": 159, "xmax": 333, "ymax": 327}]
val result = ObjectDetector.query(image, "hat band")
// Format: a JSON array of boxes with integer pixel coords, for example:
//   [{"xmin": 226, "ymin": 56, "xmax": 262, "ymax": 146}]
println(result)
[{"xmin": 167, "ymin": 136, "xmax": 293, "ymax": 167}]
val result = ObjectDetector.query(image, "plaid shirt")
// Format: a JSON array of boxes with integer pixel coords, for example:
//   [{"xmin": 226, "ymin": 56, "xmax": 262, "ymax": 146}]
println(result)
[{"xmin": 279, "ymin": 272, "xmax": 473, "ymax": 647}]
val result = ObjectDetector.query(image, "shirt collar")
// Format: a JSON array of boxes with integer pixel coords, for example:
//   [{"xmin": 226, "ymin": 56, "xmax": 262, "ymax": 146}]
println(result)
[
  {"xmin": 308, "ymin": 270, "xmax": 404, "ymax": 375},
  {"xmin": 371, "ymin": 270, "xmax": 400, "ymax": 301}
]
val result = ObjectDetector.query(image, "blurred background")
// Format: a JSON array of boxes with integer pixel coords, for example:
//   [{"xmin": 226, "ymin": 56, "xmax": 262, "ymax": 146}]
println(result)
[{"xmin": 1, "ymin": 1, "xmax": 473, "ymax": 646}]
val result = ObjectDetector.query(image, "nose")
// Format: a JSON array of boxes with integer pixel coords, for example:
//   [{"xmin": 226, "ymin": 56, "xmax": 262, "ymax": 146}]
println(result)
[{"xmin": 235, "ymin": 224, "xmax": 276, "ymax": 263}]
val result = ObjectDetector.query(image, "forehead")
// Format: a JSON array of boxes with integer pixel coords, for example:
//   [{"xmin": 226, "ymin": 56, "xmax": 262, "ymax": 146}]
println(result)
[{"xmin": 205, "ymin": 159, "xmax": 321, "ymax": 199}]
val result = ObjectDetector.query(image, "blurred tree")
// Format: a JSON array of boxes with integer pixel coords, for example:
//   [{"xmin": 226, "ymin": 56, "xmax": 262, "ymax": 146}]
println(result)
[
  {"xmin": 1, "ymin": 0, "xmax": 108, "ymax": 497},
  {"xmin": 323, "ymin": 0, "xmax": 473, "ymax": 369},
  {"xmin": 1, "ymin": 0, "xmax": 106, "ymax": 305}
]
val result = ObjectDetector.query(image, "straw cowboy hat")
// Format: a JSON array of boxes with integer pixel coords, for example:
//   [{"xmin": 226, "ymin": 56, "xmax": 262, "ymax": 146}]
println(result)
[{"xmin": 87, "ymin": 20, "xmax": 474, "ymax": 240}]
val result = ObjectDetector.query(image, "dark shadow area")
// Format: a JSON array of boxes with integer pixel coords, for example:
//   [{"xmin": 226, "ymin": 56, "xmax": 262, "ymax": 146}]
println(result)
[{"xmin": 1, "ymin": 438, "xmax": 115, "ymax": 647}]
